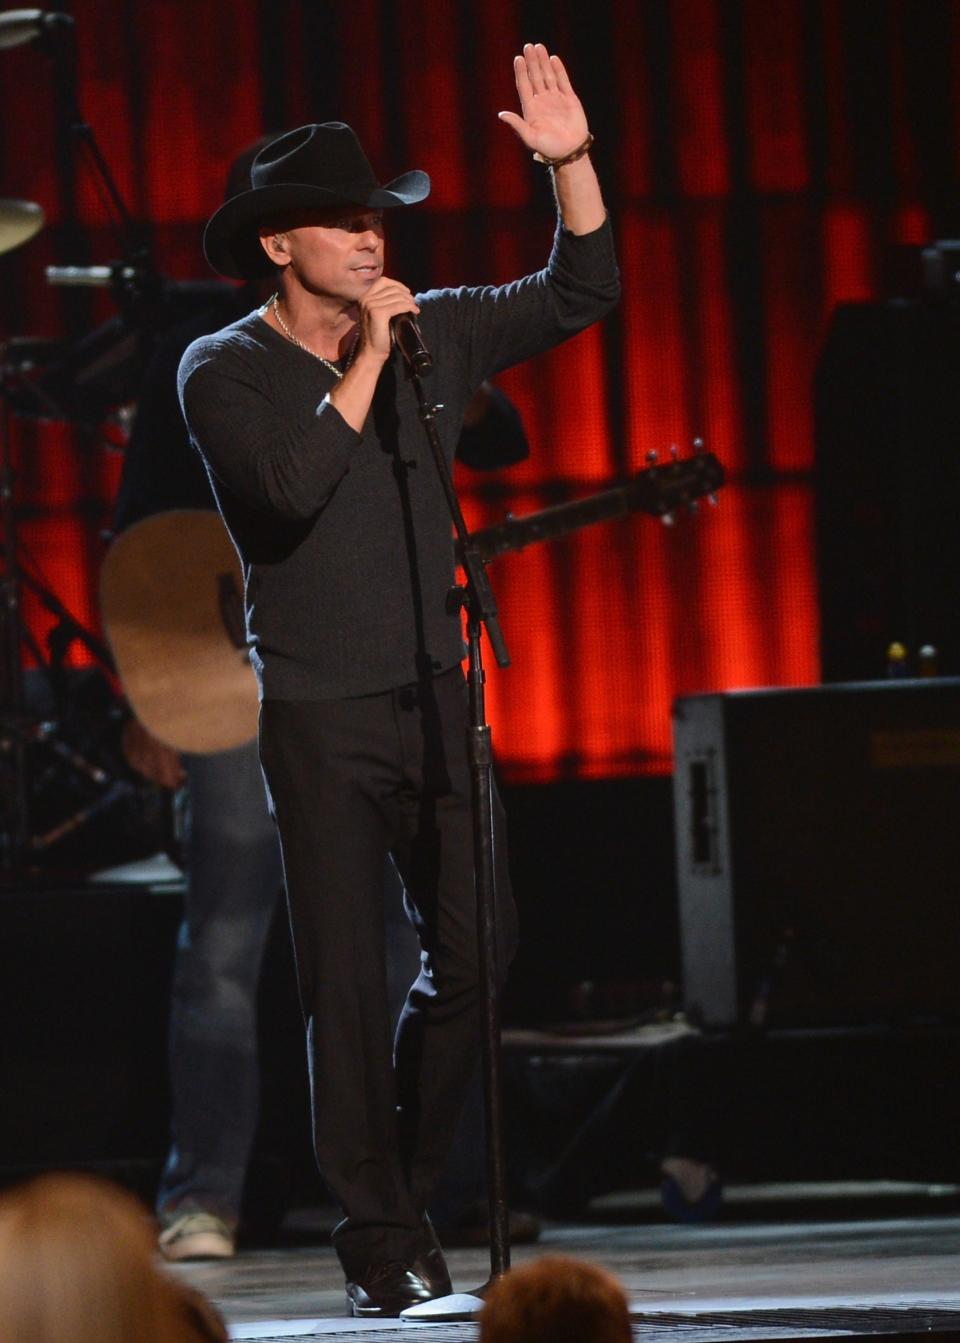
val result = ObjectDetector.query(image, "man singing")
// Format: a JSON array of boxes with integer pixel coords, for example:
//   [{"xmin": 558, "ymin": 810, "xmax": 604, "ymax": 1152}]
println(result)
[{"xmin": 178, "ymin": 43, "xmax": 620, "ymax": 1316}]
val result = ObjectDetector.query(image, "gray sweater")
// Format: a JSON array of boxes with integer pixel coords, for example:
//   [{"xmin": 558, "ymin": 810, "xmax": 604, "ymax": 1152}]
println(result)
[{"xmin": 178, "ymin": 219, "xmax": 620, "ymax": 700}]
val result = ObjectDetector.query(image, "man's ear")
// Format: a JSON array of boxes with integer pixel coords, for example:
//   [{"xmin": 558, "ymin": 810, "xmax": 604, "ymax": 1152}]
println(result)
[{"xmin": 258, "ymin": 229, "xmax": 289, "ymax": 267}]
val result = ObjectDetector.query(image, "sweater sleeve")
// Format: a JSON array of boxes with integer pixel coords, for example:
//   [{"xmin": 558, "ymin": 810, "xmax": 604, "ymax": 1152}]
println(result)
[
  {"xmin": 178, "ymin": 336, "xmax": 360, "ymax": 522},
  {"xmin": 420, "ymin": 216, "xmax": 620, "ymax": 391}
]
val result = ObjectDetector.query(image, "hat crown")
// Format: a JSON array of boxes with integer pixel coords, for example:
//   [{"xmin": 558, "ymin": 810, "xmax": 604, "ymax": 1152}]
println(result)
[
  {"xmin": 250, "ymin": 122, "xmax": 379, "ymax": 198},
  {"xmin": 202, "ymin": 121, "xmax": 429, "ymax": 280}
]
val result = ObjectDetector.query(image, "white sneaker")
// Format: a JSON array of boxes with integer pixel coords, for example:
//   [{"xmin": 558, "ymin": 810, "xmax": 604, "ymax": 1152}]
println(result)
[{"xmin": 159, "ymin": 1211, "xmax": 235, "ymax": 1262}]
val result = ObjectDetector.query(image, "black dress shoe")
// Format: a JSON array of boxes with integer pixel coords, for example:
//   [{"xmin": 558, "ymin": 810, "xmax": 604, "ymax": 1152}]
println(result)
[
  {"xmin": 345, "ymin": 1261, "xmax": 434, "ymax": 1317},
  {"xmin": 412, "ymin": 1221, "xmax": 452, "ymax": 1296}
]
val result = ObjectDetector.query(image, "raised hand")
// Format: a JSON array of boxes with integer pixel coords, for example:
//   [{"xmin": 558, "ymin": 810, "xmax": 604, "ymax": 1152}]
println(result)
[{"xmin": 498, "ymin": 43, "xmax": 590, "ymax": 162}]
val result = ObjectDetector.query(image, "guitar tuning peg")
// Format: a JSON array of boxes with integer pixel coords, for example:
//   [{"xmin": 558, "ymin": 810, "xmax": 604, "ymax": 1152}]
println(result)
[
  {"xmin": 688, "ymin": 499, "xmax": 700, "ymax": 514},
  {"xmin": 708, "ymin": 493, "xmax": 719, "ymax": 508},
  {"xmin": 669, "ymin": 443, "xmax": 679, "ymax": 460},
  {"xmin": 693, "ymin": 436, "xmax": 705, "ymax": 454},
  {"xmin": 660, "ymin": 512, "xmax": 676, "ymax": 527},
  {"xmin": 646, "ymin": 449, "xmax": 659, "ymax": 464}
]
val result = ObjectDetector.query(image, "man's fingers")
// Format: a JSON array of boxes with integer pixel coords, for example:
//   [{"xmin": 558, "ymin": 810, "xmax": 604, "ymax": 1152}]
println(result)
[
  {"xmin": 357, "ymin": 279, "xmax": 420, "ymax": 358},
  {"xmin": 122, "ymin": 718, "xmax": 185, "ymax": 788},
  {"xmin": 364, "ymin": 277, "xmax": 417, "ymax": 308},
  {"xmin": 550, "ymin": 53, "xmax": 573, "ymax": 94},
  {"xmin": 159, "ymin": 759, "xmax": 187, "ymax": 789},
  {"xmin": 366, "ymin": 297, "xmax": 419, "ymax": 314},
  {"xmin": 534, "ymin": 43, "xmax": 557, "ymax": 89},
  {"xmin": 523, "ymin": 43, "xmax": 545, "ymax": 94},
  {"xmin": 365, "ymin": 294, "xmax": 419, "ymax": 319},
  {"xmin": 514, "ymin": 52, "xmax": 533, "ymax": 103},
  {"xmin": 514, "ymin": 44, "xmax": 571, "ymax": 121}
]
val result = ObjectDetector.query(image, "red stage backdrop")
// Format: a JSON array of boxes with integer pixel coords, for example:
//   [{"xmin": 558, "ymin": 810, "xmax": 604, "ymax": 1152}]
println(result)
[{"xmin": 2, "ymin": 0, "xmax": 957, "ymax": 781}]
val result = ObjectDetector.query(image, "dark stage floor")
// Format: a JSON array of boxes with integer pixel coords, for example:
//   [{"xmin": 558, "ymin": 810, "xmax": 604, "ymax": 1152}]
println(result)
[{"xmin": 167, "ymin": 1184, "xmax": 960, "ymax": 1341}]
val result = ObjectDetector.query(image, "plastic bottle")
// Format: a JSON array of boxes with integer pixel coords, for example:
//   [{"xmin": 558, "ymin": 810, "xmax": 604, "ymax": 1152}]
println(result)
[
  {"xmin": 918, "ymin": 644, "xmax": 939, "ymax": 677},
  {"xmin": 885, "ymin": 641, "xmax": 910, "ymax": 678}
]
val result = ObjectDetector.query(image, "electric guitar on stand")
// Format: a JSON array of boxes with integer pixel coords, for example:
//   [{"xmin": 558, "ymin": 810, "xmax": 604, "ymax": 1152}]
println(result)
[
  {"xmin": 99, "ymin": 445, "xmax": 724, "ymax": 754},
  {"xmin": 465, "ymin": 441, "xmax": 723, "ymax": 563}
]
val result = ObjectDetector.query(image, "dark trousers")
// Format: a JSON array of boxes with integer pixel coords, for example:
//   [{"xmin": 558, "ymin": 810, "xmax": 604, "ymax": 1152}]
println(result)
[{"xmin": 258, "ymin": 666, "xmax": 517, "ymax": 1273}]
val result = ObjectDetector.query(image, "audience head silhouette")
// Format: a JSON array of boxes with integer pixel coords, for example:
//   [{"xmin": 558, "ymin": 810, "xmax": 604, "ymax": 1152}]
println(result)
[{"xmin": 479, "ymin": 1254, "xmax": 632, "ymax": 1343}]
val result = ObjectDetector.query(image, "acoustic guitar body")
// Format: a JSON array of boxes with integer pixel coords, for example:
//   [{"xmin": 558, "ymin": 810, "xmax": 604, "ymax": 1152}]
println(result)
[{"xmin": 100, "ymin": 510, "xmax": 259, "ymax": 754}]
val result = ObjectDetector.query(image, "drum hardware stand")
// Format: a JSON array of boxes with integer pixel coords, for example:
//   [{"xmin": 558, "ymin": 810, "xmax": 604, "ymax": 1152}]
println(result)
[
  {"xmin": 0, "ymin": 13, "xmax": 158, "ymax": 879},
  {"xmin": 1, "ymin": 345, "xmax": 124, "ymax": 880},
  {"xmin": 47, "ymin": 8, "xmax": 157, "ymax": 313},
  {"xmin": 1, "ymin": 344, "xmax": 32, "ymax": 873}
]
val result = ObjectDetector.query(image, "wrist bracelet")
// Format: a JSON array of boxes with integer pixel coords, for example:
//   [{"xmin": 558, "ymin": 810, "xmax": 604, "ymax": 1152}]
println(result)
[{"xmin": 533, "ymin": 132, "xmax": 594, "ymax": 169}]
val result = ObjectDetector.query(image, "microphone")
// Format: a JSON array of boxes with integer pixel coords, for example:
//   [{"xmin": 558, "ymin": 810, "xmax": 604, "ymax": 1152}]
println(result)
[
  {"xmin": 0, "ymin": 8, "xmax": 74, "ymax": 51},
  {"xmin": 46, "ymin": 264, "xmax": 140, "ymax": 287},
  {"xmin": 391, "ymin": 313, "xmax": 432, "ymax": 376}
]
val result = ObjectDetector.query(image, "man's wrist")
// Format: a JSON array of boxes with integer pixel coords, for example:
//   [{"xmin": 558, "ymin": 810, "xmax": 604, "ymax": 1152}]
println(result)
[
  {"xmin": 533, "ymin": 132, "xmax": 594, "ymax": 169},
  {"xmin": 345, "ymin": 343, "xmax": 390, "ymax": 377}
]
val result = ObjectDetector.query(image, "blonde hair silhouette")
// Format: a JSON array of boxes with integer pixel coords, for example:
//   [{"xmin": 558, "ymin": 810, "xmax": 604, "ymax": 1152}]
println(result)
[{"xmin": 0, "ymin": 1172, "xmax": 225, "ymax": 1343}]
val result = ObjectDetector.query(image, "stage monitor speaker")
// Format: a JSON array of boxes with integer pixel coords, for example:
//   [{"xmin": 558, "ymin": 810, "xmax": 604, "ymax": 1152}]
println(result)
[{"xmin": 672, "ymin": 679, "xmax": 960, "ymax": 1028}]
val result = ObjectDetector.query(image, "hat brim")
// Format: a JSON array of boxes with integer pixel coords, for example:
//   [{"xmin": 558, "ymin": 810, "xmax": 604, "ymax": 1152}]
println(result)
[{"xmin": 203, "ymin": 170, "xmax": 430, "ymax": 280}]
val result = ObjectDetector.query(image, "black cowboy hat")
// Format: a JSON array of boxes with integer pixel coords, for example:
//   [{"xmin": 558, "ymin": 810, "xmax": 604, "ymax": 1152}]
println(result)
[{"xmin": 203, "ymin": 122, "xmax": 430, "ymax": 280}]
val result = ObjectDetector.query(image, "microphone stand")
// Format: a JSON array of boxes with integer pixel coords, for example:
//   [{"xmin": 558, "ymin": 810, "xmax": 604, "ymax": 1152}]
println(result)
[{"xmin": 399, "ymin": 358, "xmax": 513, "ymax": 1319}]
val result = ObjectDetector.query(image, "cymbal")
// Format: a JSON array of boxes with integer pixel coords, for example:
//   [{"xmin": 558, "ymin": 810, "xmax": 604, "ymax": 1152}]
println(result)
[{"xmin": 0, "ymin": 199, "xmax": 44, "ymax": 258}]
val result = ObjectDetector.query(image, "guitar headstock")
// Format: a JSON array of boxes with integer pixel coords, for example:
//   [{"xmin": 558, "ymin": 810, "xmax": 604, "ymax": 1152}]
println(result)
[{"xmin": 630, "ymin": 438, "xmax": 725, "ymax": 523}]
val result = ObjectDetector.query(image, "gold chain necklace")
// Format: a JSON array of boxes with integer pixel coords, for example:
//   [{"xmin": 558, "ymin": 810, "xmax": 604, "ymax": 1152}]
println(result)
[{"xmin": 269, "ymin": 294, "xmax": 358, "ymax": 379}]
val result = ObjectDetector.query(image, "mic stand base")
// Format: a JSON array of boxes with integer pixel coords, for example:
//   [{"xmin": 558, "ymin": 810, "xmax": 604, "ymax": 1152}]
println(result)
[{"xmin": 399, "ymin": 1291, "xmax": 486, "ymax": 1323}]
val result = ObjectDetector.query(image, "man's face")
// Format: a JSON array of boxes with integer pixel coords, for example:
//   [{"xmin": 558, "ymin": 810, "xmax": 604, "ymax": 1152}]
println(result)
[{"xmin": 261, "ymin": 207, "xmax": 385, "ymax": 303}]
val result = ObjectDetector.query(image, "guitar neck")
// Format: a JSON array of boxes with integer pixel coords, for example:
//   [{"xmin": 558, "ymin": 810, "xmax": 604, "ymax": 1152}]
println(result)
[
  {"xmin": 467, "ymin": 484, "xmax": 633, "ymax": 563},
  {"xmin": 459, "ymin": 452, "xmax": 724, "ymax": 564}
]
